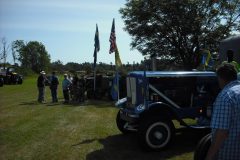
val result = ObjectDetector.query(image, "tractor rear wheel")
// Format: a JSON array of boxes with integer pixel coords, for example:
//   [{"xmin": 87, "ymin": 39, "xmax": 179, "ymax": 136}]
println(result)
[{"xmin": 194, "ymin": 133, "xmax": 211, "ymax": 160}]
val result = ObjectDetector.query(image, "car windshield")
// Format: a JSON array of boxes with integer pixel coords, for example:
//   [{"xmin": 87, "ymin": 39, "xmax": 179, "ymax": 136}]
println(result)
[
  {"xmin": 8, "ymin": 68, "xmax": 15, "ymax": 72},
  {"xmin": 0, "ymin": 67, "xmax": 5, "ymax": 72}
]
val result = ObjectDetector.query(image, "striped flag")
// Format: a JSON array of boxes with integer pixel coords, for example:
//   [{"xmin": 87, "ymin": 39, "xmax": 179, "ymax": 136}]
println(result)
[
  {"xmin": 109, "ymin": 19, "xmax": 116, "ymax": 54},
  {"xmin": 93, "ymin": 24, "xmax": 100, "ymax": 68},
  {"xmin": 109, "ymin": 18, "xmax": 122, "ymax": 68}
]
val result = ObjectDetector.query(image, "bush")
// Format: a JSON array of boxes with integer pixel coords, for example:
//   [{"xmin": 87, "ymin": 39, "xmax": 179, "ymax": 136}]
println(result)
[{"xmin": 16, "ymin": 67, "xmax": 35, "ymax": 77}]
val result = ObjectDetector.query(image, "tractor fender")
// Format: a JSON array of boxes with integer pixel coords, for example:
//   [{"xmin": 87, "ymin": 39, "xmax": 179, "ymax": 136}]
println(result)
[{"xmin": 140, "ymin": 102, "xmax": 187, "ymax": 126}]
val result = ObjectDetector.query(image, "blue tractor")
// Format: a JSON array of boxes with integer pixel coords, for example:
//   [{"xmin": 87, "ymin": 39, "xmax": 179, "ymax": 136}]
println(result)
[{"xmin": 116, "ymin": 71, "xmax": 220, "ymax": 150}]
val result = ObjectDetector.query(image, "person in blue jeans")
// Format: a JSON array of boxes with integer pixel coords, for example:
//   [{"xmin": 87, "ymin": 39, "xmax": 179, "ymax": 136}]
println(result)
[{"xmin": 50, "ymin": 71, "xmax": 59, "ymax": 103}]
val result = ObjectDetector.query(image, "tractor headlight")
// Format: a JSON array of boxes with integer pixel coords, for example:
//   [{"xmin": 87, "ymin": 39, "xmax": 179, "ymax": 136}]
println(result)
[
  {"xmin": 136, "ymin": 104, "xmax": 145, "ymax": 111},
  {"xmin": 115, "ymin": 97, "xmax": 127, "ymax": 108}
]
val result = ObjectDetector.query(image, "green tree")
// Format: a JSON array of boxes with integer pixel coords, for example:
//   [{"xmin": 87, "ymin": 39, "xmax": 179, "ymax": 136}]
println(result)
[
  {"xmin": 0, "ymin": 37, "xmax": 10, "ymax": 70},
  {"xmin": 12, "ymin": 40, "xmax": 24, "ymax": 60},
  {"xmin": 51, "ymin": 60, "xmax": 64, "ymax": 72},
  {"xmin": 120, "ymin": 0, "xmax": 240, "ymax": 69},
  {"xmin": 12, "ymin": 40, "xmax": 51, "ymax": 72},
  {"xmin": 65, "ymin": 62, "xmax": 82, "ymax": 71}
]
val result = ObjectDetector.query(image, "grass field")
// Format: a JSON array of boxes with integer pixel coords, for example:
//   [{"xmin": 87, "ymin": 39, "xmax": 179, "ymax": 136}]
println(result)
[{"xmin": 0, "ymin": 76, "xmax": 204, "ymax": 160}]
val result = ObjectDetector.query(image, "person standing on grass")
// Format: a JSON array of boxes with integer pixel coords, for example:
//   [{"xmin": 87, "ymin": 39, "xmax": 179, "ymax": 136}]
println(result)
[
  {"xmin": 37, "ymin": 71, "xmax": 46, "ymax": 103},
  {"xmin": 62, "ymin": 74, "xmax": 71, "ymax": 104},
  {"xmin": 206, "ymin": 64, "xmax": 240, "ymax": 160},
  {"xmin": 71, "ymin": 75, "xmax": 79, "ymax": 102},
  {"xmin": 50, "ymin": 71, "xmax": 59, "ymax": 103}
]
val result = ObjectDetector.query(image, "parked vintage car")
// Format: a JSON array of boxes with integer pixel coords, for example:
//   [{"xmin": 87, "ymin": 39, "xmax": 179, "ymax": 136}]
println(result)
[
  {"xmin": 85, "ymin": 74, "xmax": 126, "ymax": 100},
  {"xmin": 85, "ymin": 75, "xmax": 113, "ymax": 100},
  {"xmin": 0, "ymin": 67, "xmax": 23, "ymax": 85},
  {"xmin": 0, "ymin": 76, "xmax": 4, "ymax": 87},
  {"xmin": 115, "ymin": 71, "xmax": 221, "ymax": 150}
]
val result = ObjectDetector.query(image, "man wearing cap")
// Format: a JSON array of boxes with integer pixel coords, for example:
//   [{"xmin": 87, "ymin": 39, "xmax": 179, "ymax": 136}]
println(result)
[
  {"xmin": 62, "ymin": 74, "xmax": 72, "ymax": 104},
  {"xmin": 37, "ymin": 71, "xmax": 46, "ymax": 103}
]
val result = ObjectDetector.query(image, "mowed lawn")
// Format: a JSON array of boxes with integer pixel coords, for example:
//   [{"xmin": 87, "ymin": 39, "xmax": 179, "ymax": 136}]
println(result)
[{"xmin": 0, "ymin": 76, "xmax": 201, "ymax": 160}]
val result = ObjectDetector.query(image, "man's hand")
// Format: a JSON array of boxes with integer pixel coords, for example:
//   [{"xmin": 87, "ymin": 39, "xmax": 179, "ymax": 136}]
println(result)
[{"xmin": 205, "ymin": 129, "xmax": 229, "ymax": 160}]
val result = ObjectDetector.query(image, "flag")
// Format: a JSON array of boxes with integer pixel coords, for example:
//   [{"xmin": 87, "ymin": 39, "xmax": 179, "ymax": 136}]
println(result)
[
  {"xmin": 205, "ymin": 50, "xmax": 211, "ymax": 67},
  {"xmin": 109, "ymin": 19, "xmax": 116, "ymax": 54},
  {"xmin": 109, "ymin": 18, "xmax": 122, "ymax": 68},
  {"xmin": 111, "ymin": 72, "xmax": 120, "ymax": 101},
  {"xmin": 93, "ymin": 24, "xmax": 100, "ymax": 68},
  {"xmin": 115, "ymin": 45, "xmax": 122, "ymax": 69},
  {"xmin": 201, "ymin": 49, "xmax": 211, "ymax": 70}
]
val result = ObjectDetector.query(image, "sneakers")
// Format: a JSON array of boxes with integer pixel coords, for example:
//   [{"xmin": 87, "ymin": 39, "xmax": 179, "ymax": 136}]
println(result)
[{"xmin": 38, "ymin": 100, "xmax": 46, "ymax": 104}]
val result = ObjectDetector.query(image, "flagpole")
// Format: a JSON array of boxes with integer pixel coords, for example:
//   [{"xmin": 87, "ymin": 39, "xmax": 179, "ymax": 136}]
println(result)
[
  {"xmin": 93, "ymin": 44, "xmax": 97, "ymax": 94},
  {"xmin": 115, "ymin": 45, "xmax": 121, "ymax": 101},
  {"xmin": 109, "ymin": 18, "xmax": 122, "ymax": 101},
  {"xmin": 93, "ymin": 24, "xmax": 100, "ymax": 95},
  {"xmin": 144, "ymin": 57, "xmax": 148, "ymax": 108},
  {"xmin": 94, "ymin": 61, "xmax": 96, "ymax": 92},
  {"xmin": 93, "ymin": 69, "xmax": 96, "ymax": 97},
  {"xmin": 117, "ymin": 70, "xmax": 120, "ymax": 101}
]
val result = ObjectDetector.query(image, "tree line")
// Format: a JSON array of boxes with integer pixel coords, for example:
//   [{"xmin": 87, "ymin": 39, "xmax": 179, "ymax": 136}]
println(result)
[
  {"xmin": 0, "ymin": 39, "xmax": 50, "ymax": 74},
  {"xmin": 0, "ymin": 38, "xmax": 147, "ymax": 75},
  {"xmin": 50, "ymin": 60, "xmax": 148, "ymax": 75}
]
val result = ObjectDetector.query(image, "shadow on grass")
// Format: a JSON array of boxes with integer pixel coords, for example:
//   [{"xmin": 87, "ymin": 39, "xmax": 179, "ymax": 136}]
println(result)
[
  {"xmin": 19, "ymin": 101, "xmax": 62, "ymax": 106},
  {"xmin": 78, "ymin": 130, "xmax": 206, "ymax": 160},
  {"xmin": 46, "ymin": 103, "xmax": 61, "ymax": 106},
  {"xmin": 19, "ymin": 99, "xmax": 115, "ymax": 108},
  {"xmin": 19, "ymin": 101, "xmax": 40, "ymax": 106},
  {"xmin": 71, "ymin": 139, "xmax": 97, "ymax": 146},
  {"xmin": 19, "ymin": 100, "xmax": 65, "ymax": 107},
  {"xmin": 81, "ymin": 100, "xmax": 114, "ymax": 108},
  {"xmin": 63, "ymin": 100, "xmax": 114, "ymax": 108}
]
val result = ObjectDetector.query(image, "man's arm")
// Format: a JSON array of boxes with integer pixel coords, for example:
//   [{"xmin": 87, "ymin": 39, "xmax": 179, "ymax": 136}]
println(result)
[{"xmin": 205, "ymin": 129, "xmax": 229, "ymax": 160}]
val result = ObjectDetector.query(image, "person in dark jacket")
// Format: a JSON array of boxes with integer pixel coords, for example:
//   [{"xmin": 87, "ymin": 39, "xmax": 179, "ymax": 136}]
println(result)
[
  {"xmin": 37, "ymin": 71, "xmax": 46, "ymax": 103},
  {"xmin": 62, "ymin": 74, "xmax": 71, "ymax": 104},
  {"xmin": 50, "ymin": 71, "xmax": 59, "ymax": 103},
  {"xmin": 222, "ymin": 49, "xmax": 240, "ymax": 72}
]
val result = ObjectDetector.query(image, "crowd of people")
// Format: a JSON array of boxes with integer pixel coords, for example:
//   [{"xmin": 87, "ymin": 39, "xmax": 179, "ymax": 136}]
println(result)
[{"xmin": 37, "ymin": 71, "xmax": 86, "ymax": 104}]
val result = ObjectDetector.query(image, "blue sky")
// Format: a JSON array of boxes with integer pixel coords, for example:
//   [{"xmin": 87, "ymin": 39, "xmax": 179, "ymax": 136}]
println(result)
[{"xmin": 0, "ymin": 0, "xmax": 144, "ymax": 64}]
